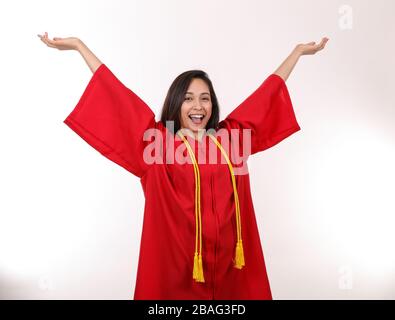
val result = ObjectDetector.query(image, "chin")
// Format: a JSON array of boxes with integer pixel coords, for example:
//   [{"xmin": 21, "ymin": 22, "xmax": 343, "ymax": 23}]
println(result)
[
  {"xmin": 192, "ymin": 126, "xmax": 207, "ymax": 132},
  {"xmin": 181, "ymin": 120, "xmax": 208, "ymax": 133}
]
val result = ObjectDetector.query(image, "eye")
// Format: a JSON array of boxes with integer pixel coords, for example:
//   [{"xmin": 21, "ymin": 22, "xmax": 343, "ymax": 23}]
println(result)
[
  {"xmin": 203, "ymin": 98, "xmax": 209, "ymax": 101},
  {"xmin": 184, "ymin": 97, "xmax": 192, "ymax": 101}
]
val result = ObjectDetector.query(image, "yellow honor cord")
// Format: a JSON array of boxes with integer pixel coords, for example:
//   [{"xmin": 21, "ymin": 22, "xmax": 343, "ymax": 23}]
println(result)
[
  {"xmin": 207, "ymin": 134, "xmax": 245, "ymax": 269},
  {"xmin": 178, "ymin": 131, "xmax": 205, "ymax": 282},
  {"xmin": 177, "ymin": 131, "xmax": 245, "ymax": 283}
]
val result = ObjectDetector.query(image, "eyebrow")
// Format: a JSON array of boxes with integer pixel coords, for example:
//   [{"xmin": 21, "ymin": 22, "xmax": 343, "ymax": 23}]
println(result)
[{"xmin": 185, "ymin": 92, "xmax": 210, "ymax": 96}]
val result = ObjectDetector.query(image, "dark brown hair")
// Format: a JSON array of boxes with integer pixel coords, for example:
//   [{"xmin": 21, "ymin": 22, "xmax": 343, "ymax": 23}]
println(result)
[{"xmin": 160, "ymin": 70, "xmax": 220, "ymax": 134}]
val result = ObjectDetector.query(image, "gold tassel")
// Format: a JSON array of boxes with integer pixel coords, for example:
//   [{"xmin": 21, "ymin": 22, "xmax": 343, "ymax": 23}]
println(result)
[
  {"xmin": 193, "ymin": 253, "xmax": 205, "ymax": 282},
  {"xmin": 193, "ymin": 252, "xmax": 199, "ymax": 280},
  {"xmin": 196, "ymin": 254, "xmax": 205, "ymax": 282},
  {"xmin": 234, "ymin": 240, "xmax": 245, "ymax": 269}
]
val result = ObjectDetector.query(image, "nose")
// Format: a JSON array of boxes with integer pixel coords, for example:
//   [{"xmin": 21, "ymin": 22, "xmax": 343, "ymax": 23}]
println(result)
[{"xmin": 192, "ymin": 104, "xmax": 203, "ymax": 111}]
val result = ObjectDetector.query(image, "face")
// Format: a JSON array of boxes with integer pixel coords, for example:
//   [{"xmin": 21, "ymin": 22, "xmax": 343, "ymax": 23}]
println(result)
[{"xmin": 179, "ymin": 78, "xmax": 212, "ymax": 137}]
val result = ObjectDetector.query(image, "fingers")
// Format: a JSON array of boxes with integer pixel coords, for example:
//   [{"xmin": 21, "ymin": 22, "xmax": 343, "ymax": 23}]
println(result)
[
  {"xmin": 310, "ymin": 37, "xmax": 329, "ymax": 53},
  {"xmin": 44, "ymin": 32, "xmax": 54, "ymax": 44},
  {"xmin": 320, "ymin": 37, "xmax": 329, "ymax": 45},
  {"xmin": 38, "ymin": 32, "xmax": 57, "ymax": 48},
  {"xmin": 317, "ymin": 37, "xmax": 329, "ymax": 50}
]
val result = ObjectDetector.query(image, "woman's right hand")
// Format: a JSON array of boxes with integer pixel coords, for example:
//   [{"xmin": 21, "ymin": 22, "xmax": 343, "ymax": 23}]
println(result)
[
  {"xmin": 38, "ymin": 31, "xmax": 103, "ymax": 73},
  {"xmin": 37, "ymin": 32, "xmax": 81, "ymax": 51}
]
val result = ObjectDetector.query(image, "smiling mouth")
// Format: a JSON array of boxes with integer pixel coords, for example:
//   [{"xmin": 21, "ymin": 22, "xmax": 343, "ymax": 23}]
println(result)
[{"xmin": 189, "ymin": 114, "xmax": 205, "ymax": 124}]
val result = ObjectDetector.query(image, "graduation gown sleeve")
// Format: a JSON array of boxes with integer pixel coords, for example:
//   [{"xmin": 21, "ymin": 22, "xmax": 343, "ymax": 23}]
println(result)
[
  {"xmin": 63, "ymin": 63, "xmax": 156, "ymax": 178},
  {"xmin": 219, "ymin": 73, "xmax": 301, "ymax": 155}
]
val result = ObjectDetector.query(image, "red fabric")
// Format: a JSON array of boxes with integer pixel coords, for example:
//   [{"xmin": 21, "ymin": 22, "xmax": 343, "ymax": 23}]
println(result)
[{"xmin": 64, "ymin": 63, "xmax": 301, "ymax": 300}]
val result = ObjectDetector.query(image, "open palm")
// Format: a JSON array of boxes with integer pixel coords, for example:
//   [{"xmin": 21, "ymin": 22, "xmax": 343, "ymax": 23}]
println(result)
[
  {"xmin": 297, "ymin": 37, "xmax": 329, "ymax": 55},
  {"xmin": 37, "ymin": 32, "xmax": 80, "ymax": 51}
]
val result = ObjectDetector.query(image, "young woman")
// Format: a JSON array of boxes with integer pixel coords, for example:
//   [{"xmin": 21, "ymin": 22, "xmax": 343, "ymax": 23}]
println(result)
[{"xmin": 38, "ymin": 32, "xmax": 328, "ymax": 300}]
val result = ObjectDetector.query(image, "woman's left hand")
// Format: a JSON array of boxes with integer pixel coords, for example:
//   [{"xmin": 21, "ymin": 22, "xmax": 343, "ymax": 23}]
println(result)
[
  {"xmin": 273, "ymin": 36, "xmax": 329, "ymax": 82},
  {"xmin": 295, "ymin": 37, "xmax": 329, "ymax": 56}
]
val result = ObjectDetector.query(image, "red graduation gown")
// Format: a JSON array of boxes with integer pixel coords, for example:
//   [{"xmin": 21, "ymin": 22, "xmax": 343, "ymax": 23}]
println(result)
[{"xmin": 63, "ymin": 63, "xmax": 301, "ymax": 300}]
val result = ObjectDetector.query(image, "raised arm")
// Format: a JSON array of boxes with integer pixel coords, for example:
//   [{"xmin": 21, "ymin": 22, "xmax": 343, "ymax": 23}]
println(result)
[
  {"xmin": 273, "ymin": 37, "xmax": 329, "ymax": 82},
  {"xmin": 38, "ymin": 31, "xmax": 157, "ymax": 178},
  {"xmin": 37, "ymin": 31, "xmax": 102, "ymax": 73}
]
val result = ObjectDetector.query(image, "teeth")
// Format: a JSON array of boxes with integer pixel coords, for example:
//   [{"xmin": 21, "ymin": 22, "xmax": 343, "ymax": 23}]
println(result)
[{"xmin": 189, "ymin": 115, "xmax": 204, "ymax": 119}]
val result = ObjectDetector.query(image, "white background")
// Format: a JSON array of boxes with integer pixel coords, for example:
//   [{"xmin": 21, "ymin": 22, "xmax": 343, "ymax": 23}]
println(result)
[{"xmin": 0, "ymin": 0, "xmax": 394, "ymax": 299}]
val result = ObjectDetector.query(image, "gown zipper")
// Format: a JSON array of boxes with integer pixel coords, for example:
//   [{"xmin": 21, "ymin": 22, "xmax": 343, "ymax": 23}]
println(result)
[{"xmin": 210, "ymin": 171, "xmax": 219, "ymax": 300}]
